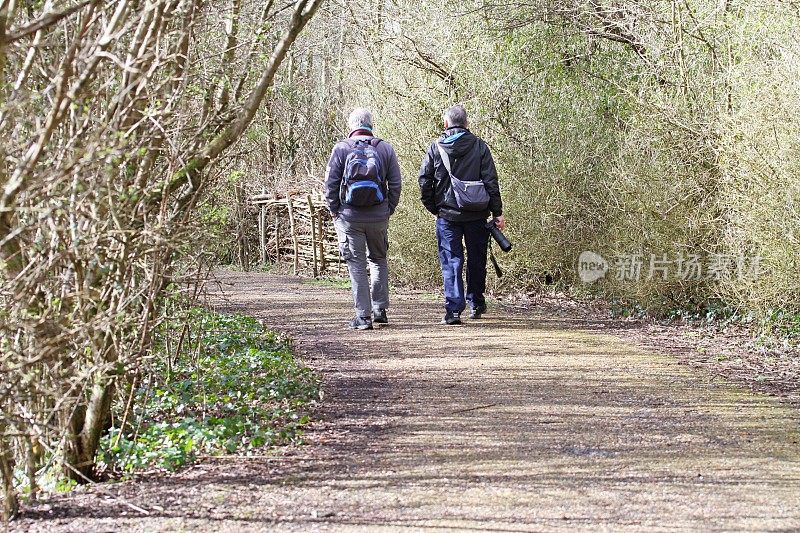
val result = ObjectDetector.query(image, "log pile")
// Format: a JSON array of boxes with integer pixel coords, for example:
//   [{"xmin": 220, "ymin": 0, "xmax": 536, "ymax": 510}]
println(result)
[{"xmin": 250, "ymin": 192, "xmax": 343, "ymax": 276}]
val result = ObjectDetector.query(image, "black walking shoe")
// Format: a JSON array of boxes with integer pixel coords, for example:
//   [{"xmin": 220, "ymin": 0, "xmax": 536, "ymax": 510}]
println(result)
[
  {"xmin": 348, "ymin": 316, "xmax": 373, "ymax": 330},
  {"xmin": 373, "ymin": 309, "xmax": 388, "ymax": 325},
  {"xmin": 441, "ymin": 311, "xmax": 462, "ymax": 326},
  {"xmin": 469, "ymin": 305, "xmax": 487, "ymax": 319}
]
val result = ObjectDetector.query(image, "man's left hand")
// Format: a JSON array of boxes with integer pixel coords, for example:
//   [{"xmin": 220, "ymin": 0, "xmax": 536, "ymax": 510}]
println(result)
[{"xmin": 494, "ymin": 215, "xmax": 506, "ymax": 230}]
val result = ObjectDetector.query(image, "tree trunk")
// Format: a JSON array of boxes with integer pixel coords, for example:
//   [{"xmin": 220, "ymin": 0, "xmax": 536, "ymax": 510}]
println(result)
[
  {"xmin": 0, "ymin": 431, "xmax": 18, "ymax": 521},
  {"xmin": 64, "ymin": 380, "xmax": 114, "ymax": 482}
]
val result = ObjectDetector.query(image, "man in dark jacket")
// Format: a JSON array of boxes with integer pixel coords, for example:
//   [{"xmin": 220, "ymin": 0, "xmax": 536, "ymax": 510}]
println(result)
[
  {"xmin": 325, "ymin": 108, "xmax": 402, "ymax": 330},
  {"xmin": 418, "ymin": 105, "xmax": 505, "ymax": 325}
]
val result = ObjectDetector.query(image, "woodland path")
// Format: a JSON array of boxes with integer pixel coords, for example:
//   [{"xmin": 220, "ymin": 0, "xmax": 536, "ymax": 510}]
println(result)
[{"xmin": 15, "ymin": 272, "xmax": 800, "ymax": 532}]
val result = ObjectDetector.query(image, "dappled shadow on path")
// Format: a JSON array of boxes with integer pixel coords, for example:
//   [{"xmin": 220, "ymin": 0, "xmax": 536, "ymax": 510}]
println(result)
[{"xmin": 16, "ymin": 272, "xmax": 800, "ymax": 532}]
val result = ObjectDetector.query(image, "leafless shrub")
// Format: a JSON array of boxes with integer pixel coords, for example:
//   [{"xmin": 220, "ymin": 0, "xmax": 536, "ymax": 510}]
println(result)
[
  {"xmin": 297, "ymin": 0, "xmax": 800, "ymax": 313},
  {"xmin": 0, "ymin": 0, "xmax": 322, "ymax": 518}
]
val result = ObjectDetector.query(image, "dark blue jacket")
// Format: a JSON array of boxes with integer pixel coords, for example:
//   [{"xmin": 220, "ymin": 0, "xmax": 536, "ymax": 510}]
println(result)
[
  {"xmin": 418, "ymin": 127, "xmax": 502, "ymax": 222},
  {"xmin": 325, "ymin": 131, "xmax": 402, "ymax": 222}
]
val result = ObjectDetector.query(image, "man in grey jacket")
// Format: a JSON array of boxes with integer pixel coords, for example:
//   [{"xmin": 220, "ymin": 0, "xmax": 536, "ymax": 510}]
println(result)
[{"xmin": 325, "ymin": 108, "xmax": 402, "ymax": 330}]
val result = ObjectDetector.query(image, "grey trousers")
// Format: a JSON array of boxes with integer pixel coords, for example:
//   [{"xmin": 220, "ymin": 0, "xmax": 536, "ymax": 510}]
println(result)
[{"xmin": 334, "ymin": 218, "xmax": 390, "ymax": 318}]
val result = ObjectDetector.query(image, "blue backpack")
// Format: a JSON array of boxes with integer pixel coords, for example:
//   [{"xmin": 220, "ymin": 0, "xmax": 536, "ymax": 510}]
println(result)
[{"xmin": 340, "ymin": 138, "xmax": 386, "ymax": 207}]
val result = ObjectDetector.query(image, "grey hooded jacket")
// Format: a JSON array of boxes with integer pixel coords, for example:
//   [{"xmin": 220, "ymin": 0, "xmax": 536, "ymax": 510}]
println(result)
[{"xmin": 324, "ymin": 131, "xmax": 402, "ymax": 223}]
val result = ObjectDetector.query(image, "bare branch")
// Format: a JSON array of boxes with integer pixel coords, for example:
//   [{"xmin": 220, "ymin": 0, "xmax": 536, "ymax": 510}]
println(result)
[{"xmin": 2, "ymin": 0, "xmax": 95, "ymax": 44}]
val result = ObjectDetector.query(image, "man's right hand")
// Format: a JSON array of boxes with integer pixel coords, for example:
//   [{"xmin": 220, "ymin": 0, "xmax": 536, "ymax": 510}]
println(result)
[{"xmin": 493, "ymin": 215, "xmax": 506, "ymax": 230}]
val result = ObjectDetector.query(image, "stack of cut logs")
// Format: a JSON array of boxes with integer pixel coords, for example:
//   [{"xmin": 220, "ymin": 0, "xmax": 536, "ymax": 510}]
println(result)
[{"xmin": 249, "ymin": 192, "xmax": 343, "ymax": 277}]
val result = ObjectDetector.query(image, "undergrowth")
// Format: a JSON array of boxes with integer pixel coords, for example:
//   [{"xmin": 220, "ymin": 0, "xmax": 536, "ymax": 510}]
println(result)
[
  {"xmin": 609, "ymin": 297, "xmax": 800, "ymax": 350},
  {"xmin": 303, "ymin": 276, "xmax": 351, "ymax": 289},
  {"xmin": 98, "ymin": 309, "xmax": 319, "ymax": 476}
]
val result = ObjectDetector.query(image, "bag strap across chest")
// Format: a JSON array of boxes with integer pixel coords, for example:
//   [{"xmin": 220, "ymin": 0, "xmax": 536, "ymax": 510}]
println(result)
[{"xmin": 436, "ymin": 143, "xmax": 454, "ymax": 176}]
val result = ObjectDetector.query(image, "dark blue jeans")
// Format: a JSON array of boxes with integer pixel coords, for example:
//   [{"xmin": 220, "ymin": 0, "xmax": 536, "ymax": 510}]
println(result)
[{"xmin": 435, "ymin": 217, "xmax": 490, "ymax": 313}]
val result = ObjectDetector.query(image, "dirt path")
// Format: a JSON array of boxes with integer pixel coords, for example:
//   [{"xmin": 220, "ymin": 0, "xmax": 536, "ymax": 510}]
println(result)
[{"xmin": 16, "ymin": 272, "xmax": 800, "ymax": 532}]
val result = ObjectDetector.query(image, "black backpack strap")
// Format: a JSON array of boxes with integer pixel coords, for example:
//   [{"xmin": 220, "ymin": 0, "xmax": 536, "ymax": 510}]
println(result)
[
  {"xmin": 366, "ymin": 138, "xmax": 387, "ymax": 192},
  {"xmin": 343, "ymin": 137, "xmax": 381, "ymax": 148}
]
